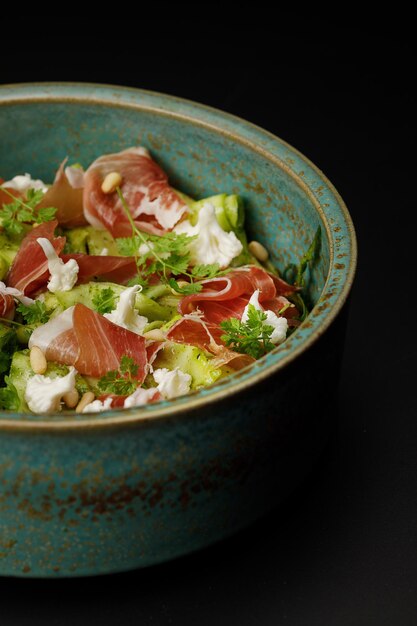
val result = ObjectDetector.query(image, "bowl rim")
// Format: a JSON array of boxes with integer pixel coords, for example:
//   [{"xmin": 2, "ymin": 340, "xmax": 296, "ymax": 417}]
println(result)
[{"xmin": 0, "ymin": 82, "xmax": 357, "ymax": 431}]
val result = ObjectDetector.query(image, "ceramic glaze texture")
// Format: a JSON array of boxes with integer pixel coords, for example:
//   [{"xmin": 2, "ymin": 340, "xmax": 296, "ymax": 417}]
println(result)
[{"xmin": 0, "ymin": 84, "xmax": 356, "ymax": 577}]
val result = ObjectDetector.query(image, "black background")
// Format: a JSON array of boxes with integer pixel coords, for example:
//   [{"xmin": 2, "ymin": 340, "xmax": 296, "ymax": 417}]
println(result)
[{"xmin": 0, "ymin": 19, "xmax": 415, "ymax": 626}]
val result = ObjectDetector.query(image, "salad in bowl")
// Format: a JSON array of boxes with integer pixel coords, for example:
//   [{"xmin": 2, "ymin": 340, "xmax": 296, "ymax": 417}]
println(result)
[{"xmin": 0, "ymin": 147, "xmax": 318, "ymax": 416}]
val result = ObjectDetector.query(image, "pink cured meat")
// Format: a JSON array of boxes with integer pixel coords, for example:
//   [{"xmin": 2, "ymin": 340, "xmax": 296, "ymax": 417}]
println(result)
[
  {"xmin": 83, "ymin": 147, "xmax": 187, "ymax": 237},
  {"xmin": 167, "ymin": 317, "xmax": 254, "ymax": 371},
  {"xmin": 0, "ymin": 293, "xmax": 15, "ymax": 320},
  {"xmin": 36, "ymin": 159, "xmax": 87, "ymax": 228},
  {"xmin": 179, "ymin": 267, "xmax": 281, "ymax": 315},
  {"xmin": 44, "ymin": 304, "xmax": 148, "ymax": 379},
  {"xmin": 6, "ymin": 220, "xmax": 65, "ymax": 295},
  {"xmin": 61, "ymin": 253, "xmax": 138, "ymax": 284}
]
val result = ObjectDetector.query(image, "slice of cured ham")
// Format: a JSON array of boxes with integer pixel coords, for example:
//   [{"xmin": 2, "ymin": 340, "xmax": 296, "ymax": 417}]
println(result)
[
  {"xmin": 61, "ymin": 253, "xmax": 138, "ymax": 284},
  {"xmin": 6, "ymin": 220, "xmax": 65, "ymax": 295},
  {"xmin": 29, "ymin": 303, "xmax": 148, "ymax": 380},
  {"xmin": 179, "ymin": 266, "xmax": 297, "ymax": 317},
  {"xmin": 167, "ymin": 316, "xmax": 254, "ymax": 371},
  {"xmin": 83, "ymin": 147, "xmax": 187, "ymax": 237},
  {"xmin": 37, "ymin": 159, "xmax": 87, "ymax": 228}
]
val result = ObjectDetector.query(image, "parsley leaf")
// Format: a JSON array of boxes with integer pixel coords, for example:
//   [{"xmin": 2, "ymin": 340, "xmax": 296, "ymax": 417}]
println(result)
[
  {"xmin": 92, "ymin": 287, "xmax": 116, "ymax": 315},
  {"xmin": 16, "ymin": 301, "xmax": 50, "ymax": 324},
  {"xmin": 0, "ymin": 186, "xmax": 57, "ymax": 236},
  {"xmin": 220, "ymin": 304, "xmax": 275, "ymax": 359},
  {"xmin": 97, "ymin": 355, "xmax": 139, "ymax": 396}
]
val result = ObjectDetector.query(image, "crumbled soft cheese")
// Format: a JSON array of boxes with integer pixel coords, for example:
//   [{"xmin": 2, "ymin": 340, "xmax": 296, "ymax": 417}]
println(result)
[
  {"xmin": 153, "ymin": 367, "xmax": 192, "ymax": 400},
  {"xmin": 0, "ymin": 281, "xmax": 34, "ymax": 306},
  {"xmin": 82, "ymin": 397, "xmax": 114, "ymax": 413},
  {"xmin": 133, "ymin": 186, "xmax": 187, "ymax": 230},
  {"xmin": 124, "ymin": 387, "xmax": 161, "ymax": 408},
  {"xmin": 25, "ymin": 367, "xmax": 77, "ymax": 414},
  {"xmin": 242, "ymin": 289, "xmax": 288, "ymax": 345},
  {"xmin": 99, "ymin": 247, "xmax": 109, "ymax": 256},
  {"xmin": 174, "ymin": 202, "xmax": 242, "ymax": 268},
  {"xmin": 37, "ymin": 238, "xmax": 79, "ymax": 293},
  {"xmin": 3, "ymin": 173, "xmax": 48, "ymax": 193},
  {"xmin": 104, "ymin": 285, "xmax": 148, "ymax": 334}
]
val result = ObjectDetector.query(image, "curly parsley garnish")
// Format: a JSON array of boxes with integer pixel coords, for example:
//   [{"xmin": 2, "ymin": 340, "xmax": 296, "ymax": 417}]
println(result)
[
  {"xmin": 115, "ymin": 188, "xmax": 221, "ymax": 294},
  {"xmin": 220, "ymin": 304, "xmax": 275, "ymax": 359},
  {"xmin": 97, "ymin": 356, "xmax": 140, "ymax": 396},
  {"xmin": 92, "ymin": 287, "xmax": 116, "ymax": 315},
  {"xmin": 0, "ymin": 186, "xmax": 57, "ymax": 236},
  {"xmin": 16, "ymin": 301, "xmax": 50, "ymax": 324}
]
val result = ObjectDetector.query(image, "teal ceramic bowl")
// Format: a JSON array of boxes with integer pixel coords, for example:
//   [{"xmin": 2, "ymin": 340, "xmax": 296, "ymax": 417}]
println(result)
[{"xmin": 0, "ymin": 83, "xmax": 356, "ymax": 577}]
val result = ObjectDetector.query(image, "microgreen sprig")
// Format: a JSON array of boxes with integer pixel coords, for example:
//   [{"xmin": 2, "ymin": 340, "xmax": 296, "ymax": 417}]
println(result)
[
  {"xmin": 115, "ymin": 187, "xmax": 220, "ymax": 294},
  {"xmin": 0, "ymin": 186, "xmax": 57, "ymax": 236}
]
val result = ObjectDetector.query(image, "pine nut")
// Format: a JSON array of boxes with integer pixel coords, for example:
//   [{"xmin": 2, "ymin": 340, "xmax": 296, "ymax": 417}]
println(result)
[
  {"xmin": 75, "ymin": 391, "xmax": 95, "ymax": 413},
  {"xmin": 143, "ymin": 329, "xmax": 166, "ymax": 341},
  {"xmin": 30, "ymin": 346, "xmax": 47, "ymax": 374},
  {"xmin": 63, "ymin": 388, "xmax": 80, "ymax": 409},
  {"xmin": 101, "ymin": 171, "xmax": 122, "ymax": 194},
  {"xmin": 248, "ymin": 240, "xmax": 269, "ymax": 262}
]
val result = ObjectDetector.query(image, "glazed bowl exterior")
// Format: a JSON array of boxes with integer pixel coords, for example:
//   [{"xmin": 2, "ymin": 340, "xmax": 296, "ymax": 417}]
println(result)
[{"xmin": 0, "ymin": 83, "xmax": 356, "ymax": 577}]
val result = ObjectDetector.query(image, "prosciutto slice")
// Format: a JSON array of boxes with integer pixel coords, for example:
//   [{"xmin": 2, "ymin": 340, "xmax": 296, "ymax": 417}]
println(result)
[
  {"xmin": 0, "ymin": 293, "xmax": 14, "ymax": 319},
  {"xmin": 83, "ymin": 147, "xmax": 187, "ymax": 237},
  {"xmin": 167, "ymin": 317, "xmax": 254, "ymax": 371},
  {"xmin": 36, "ymin": 159, "xmax": 87, "ymax": 228},
  {"xmin": 29, "ymin": 304, "xmax": 148, "ymax": 380},
  {"xmin": 167, "ymin": 266, "xmax": 300, "ymax": 367},
  {"xmin": 6, "ymin": 220, "xmax": 65, "ymax": 295},
  {"xmin": 61, "ymin": 253, "xmax": 138, "ymax": 284}
]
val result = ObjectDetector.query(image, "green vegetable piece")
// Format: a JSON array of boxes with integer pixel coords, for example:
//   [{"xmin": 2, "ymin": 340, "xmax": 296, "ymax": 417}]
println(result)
[
  {"xmin": 64, "ymin": 226, "xmax": 119, "ymax": 255},
  {"xmin": 0, "ymin": 322, "xmax": 18, "ymax": 379},
  {"xmin": 2, "ymin": 350, "xmax": 91, "ymax": 412},
  {"xmin": 0, "ymin": 256, "xmax": 8, "ymax": 281},
  {"xmin": 153, "ymin": 342, "xmax": 223, "ymax": 390}
]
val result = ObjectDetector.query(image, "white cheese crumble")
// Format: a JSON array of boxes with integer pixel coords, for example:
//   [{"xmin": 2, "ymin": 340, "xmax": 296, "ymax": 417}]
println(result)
[
  {"xmin": 0, "ymin": 281, "xmax": 34, "ymax": 306},
  {"xmin": 82, "ymin": 397, "xmax": 114, "ymax": 413},
  {"xmin": 99, "ymin": 248, "xmax": 109, "ymax": 256},
  {"xmin": 153, "ymin": 367, "xmax": 192, "ymax": 400},
  {"xmin": 242, "ymin": 290, "xmax": 288, "ymax": 345},
  {"xmin": 104, "ymin": 285, "xmax": 148, "ymax": 334},
  {"xmin": 37, "ymin": 238, "xmax": 79, "ymax": 293},
  {"xmin": 174, "ymin": 202, "xmax": 243, "ymax": 268},
  {"xmin": 3, "ymin": 173, "xmax": 48, "ymax": 194},
  {"xmin": 25, "ymin": 366, "xmax": 77, "ymax": 414},
  {"xmin": 124, "ymin": 387, "xmax": 161, "ymax": 408}
]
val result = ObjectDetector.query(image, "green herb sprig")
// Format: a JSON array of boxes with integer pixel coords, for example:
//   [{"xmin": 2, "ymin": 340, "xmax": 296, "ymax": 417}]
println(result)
[
  {"xmin": 92, "ymin": 287, "xmax": 116, "ymax": 315},
  {"xmin": 0, "ymin": 186, "xmax": 57, "ymax": 236},
  {"xmin": 115, "ymin": 188, "xmax": 220, "ymax": 294},
  {"xmin": 97, "ymin": 355, "xmax": 140, "ymax": 396},
  {"xmin": 16, "ymin": 301, "xmax": 50, "ymax": 325},
  {"xmin": 220, "ymin": 304, "xmax": 275, "ymax": 359}
]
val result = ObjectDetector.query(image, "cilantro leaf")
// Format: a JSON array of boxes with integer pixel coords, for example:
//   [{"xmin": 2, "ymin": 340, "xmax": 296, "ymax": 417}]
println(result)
[
  {"xmin": 92, "ymin": 287, "xmax": 116, "ymax": 315},
  {"xmin": 220, "ymin": 304, "xmax": 275, "ymax": 359},
  {"xmin": 16, "ymin": 301, "xmax": 50, "ymax": 324},
  {"xmin": 97, "ymin": 355, "xmax": 139, "ymax": 396},
  {"xmin": 0, "ymin": 185, "xmax": 57, "ymax": 236}
]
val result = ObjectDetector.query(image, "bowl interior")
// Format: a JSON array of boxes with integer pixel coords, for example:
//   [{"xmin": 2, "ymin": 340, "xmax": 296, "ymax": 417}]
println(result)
[{"xmin": 0, "ymin": 84, "xmax": 355, "ymax": 424}]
